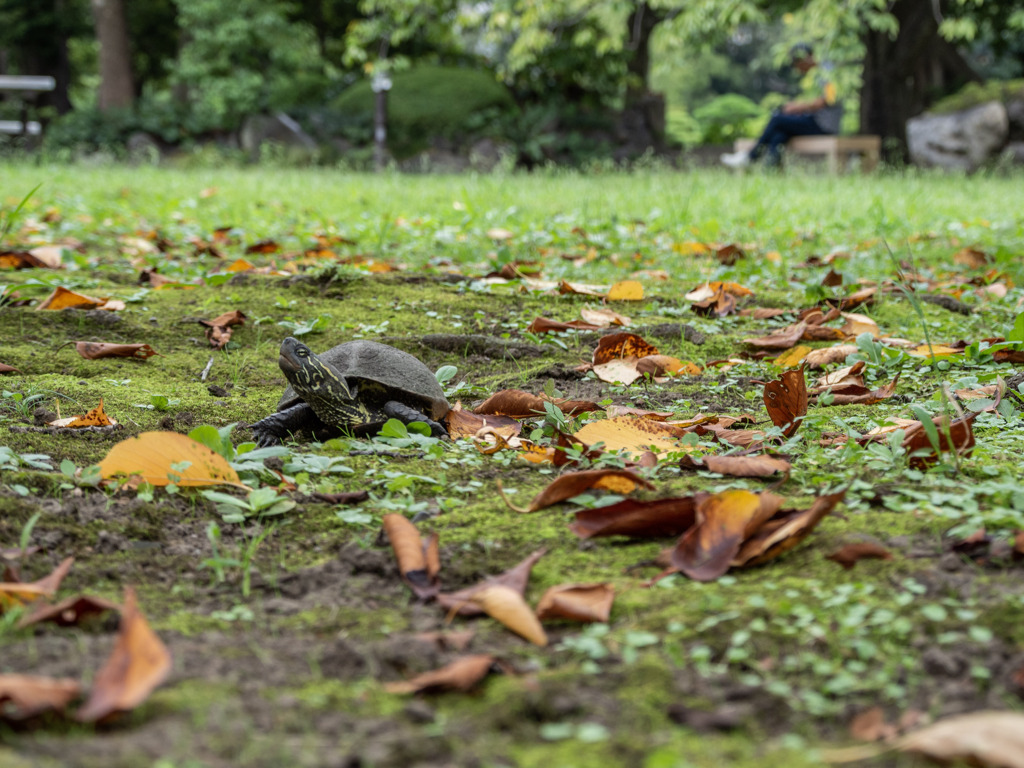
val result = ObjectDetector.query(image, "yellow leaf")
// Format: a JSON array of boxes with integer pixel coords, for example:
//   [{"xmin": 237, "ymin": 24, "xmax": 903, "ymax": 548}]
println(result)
[
  {"xmin": 574, "ymin": 416, "xmax": 683, "ymax": 458},
  {"xmin": 606, "ymin": 280, "xmax": 644, "ymax": 301},
  {"xmin": 907, "ymin": 344, "xmax": 962, "ymax": 358},
  {"xmin": 469, "ymin": 585, "xmax": 547, "ymax": 646},
  {"xmin": 774, "ymin": 345, "xmax": 812, "ymax": 368},
  {"xmin": 98, "ymin": 432, "xmax": 242, "ymax": 487},
  {"xmin": 226, "ymin": 258, "xmax": 255, "ymax": 272}
]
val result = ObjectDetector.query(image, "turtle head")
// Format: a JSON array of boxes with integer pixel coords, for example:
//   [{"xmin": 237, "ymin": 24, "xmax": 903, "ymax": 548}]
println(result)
[{"xmin": 279, "ymin": 337, "xmax": 354, "ymax": 412}]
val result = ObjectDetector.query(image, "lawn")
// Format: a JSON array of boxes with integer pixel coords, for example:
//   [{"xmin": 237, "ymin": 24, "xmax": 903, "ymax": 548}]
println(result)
[{"xmin": 1, "ymin": 163, "xmax": 1023, "ymax": 768}]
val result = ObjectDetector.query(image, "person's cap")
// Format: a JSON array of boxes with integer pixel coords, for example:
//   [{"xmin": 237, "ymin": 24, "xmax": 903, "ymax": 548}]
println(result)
[{"xmin": 788, "ymin": 43, "xmax": 814, "ymax": 63}]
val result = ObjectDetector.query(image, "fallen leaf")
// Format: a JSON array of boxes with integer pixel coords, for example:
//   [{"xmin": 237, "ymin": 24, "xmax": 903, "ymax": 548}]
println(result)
[
  {"xmin": 672, "ymin": 490, "xmax": 784, "ymax": 581},
  {"xmin": 691, "ymin": 289, "xmax": 737, "ymax": 317},
  {"xmin": 557, "ymin": 279, "xmax": 607, "ymax": 297},
  {"xmin": 901, "ymin": 412, "xmax": 977, "ymax": 468},
  {"xmin": 536, "ymin": 583, "xmax": 614, "ymax": 623},
  {"xmin": 486, "ymin": 227, "xmax": 514, "ymax": 241},
  {"xmin": 0, "ymin": 250, "xmax": 51, "ymax": 269},
  {"xmin": 804, "ymin": 345, "xmax": 858, "ymax": 368},
  {"xmin": 636, "ymin": 355, "xmax": 701, "ymax": 378},
  {"xmin": 953, "ymin": 247, "xmax": 989, "ymax": 269},
  {"xmin": 715, "ymin": 243, "xmax": 746, "ymax": 265},
  {"xmin": 592, "ymin": 332, "xmax": 659, "ymax": 365},
  {"xmin": 732, "ymin": 491, "xmax": 845, "ymax": 568},
  {"xmin": 49, "ymin": 399, "xmax": 115, "ymax": 429},
  {"xmin": 898, "ymin": 710, "xmax": 1024, "ymax": 768},
  {"xmin": 826, "ymin": 543, "xmax": 893, "ymax": 570},
  {"xmin": 606, "ymin": 280, "xmax": 644, "ymax": 301},
  {"xmin": 573, "ymin": 416, "xmax": 685, "ymax": 458},
  {"xmin": 0, "ymin": 675, "xmax": 81, "ymax": 721},
  {"xmin": 244, "ymin": 239, "xmax": 281, "ymax": 255},
  {"xmin": 35, "ymin": 286, "xmax": 107, "ymax": 311},
  {"xmin": 384, "ymin": 654, "xmax": 496, "ymax": 694},
  {"xmin": 604, "ymin": 405, "xmax": 675, "ymax": 420},
  {"xmin": 840, "ymin": 312, "xmax": 879, "ymax": 337},
  {"xmin": 0, "ymin": 362, "xmax": 22, "ymax": 374},
  {"xmin": 18, "ymin": 594, "xmax": 120, "ymax": 628},
  {"xmin": 445, "ymin": 405, "xmax": 523, "ymax": 440},
  {"xmin": 906, "ymin": 343, "xmax": 962, "ymax": 358},
  {"xmin": 744, "ymin": 322, "xmax": 808, "ymax": 350},
  {"xmin": 509, "ymin": 469, "xmax": 655, "ymax": 513},
  {"xmin": 580, "ymin": 307, "xmax": 631, "ymax": 327},
  {"xmin": 774, "ymin": 346, "xmax": 812, "ymax": 368},
  {"xmin": 849, "ymin": 706, "xmax": 898, "ymax": 742},
  {"xmin": 683, "ymin": 454, "xmax": 791, "ymax": 478},
  {"xmin": 474, "ymin": 389, "xmax": 599, "ymax": 418},
  {"xmin": 571, "ymin": 494, "xmax": 704, "ymax": 539},
  {"xmin": 98, "ymin": 432, "xmax": 242, "ymax": 488},
  {"xmin": 763, "ymin": 368, "xmax": 807, "ymax": 437},
  {"xmin": 438, "ymin": 549, "xmax": 546, "ymax": 618},
  {"xmin": 74, "ymin": 342, "xmax": 160, "ymax": 360},
  {"xmin": 468, "ymin": 585, "xmax": 547, "ymax": 646},
  {"xmin": 76, "ymin": 587, "xmax": 172, "ymax": 723},
  {"xmin": 527, "ymin": 317, "xmax": 600, "ymax": 333},
  {"xmin": 199, "ymin": 310, "xmax": 247, "ymax": 350},
  {"xmin": 382, "ymin": 514, "xmax": 439, "ymax": 601},
  {"xmin": 593, "ymin": 358, "xmax": 645, "ymax": 385}
]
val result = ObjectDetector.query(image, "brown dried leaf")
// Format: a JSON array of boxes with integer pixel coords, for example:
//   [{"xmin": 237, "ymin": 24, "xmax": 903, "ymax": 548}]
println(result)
[
  {"xmin": 244, "ymin": 239, "xmax": 281, "ymax": 255},
  {"xmin": 74, "ymin": 342, "xmax": 160, "ymax": 360},
  {"xmin": 516, "ymin": 469, "xmax": 654, "ymax": 513},
  {"xmin": 468, "ymin": 585, "xmax": 547, "ymax": 646},
  {"xmin": 0, "ymin": 675, "xmax": 81, "ymax": 721},
  {"xmin": 897, "ymin": 711, "xmax": 1024, "ymax": 768},
  {"xmin": 0, "ymin": 557, "xmax": 74, "ymax": 612},
  {"xmin": 764, "ymin": 368, "xmax": 807, "ymax": 437},
  {"xmin": 580, "ymin": 307, "xmax": 631, "ymax": 327},
  {"xmin": 826, "ymin": 542, "xmax": 894, "ymax": 570},
  {"xmin": 953, "ymin": 247, "xmax": 989, "ymax": 269},
  {"xmin": 901, "ymin": 412, "xmax": 977, "ymax": 468},
  {"xmin": 715, "ymin": 243, "xmax": 746, "ymax": 265},
  {"xmin": 635, "ymin": 355, "xmax": 701, "ymax": 378},
  {"xmin": 672, "ymin": 490, "xmax": 784, "ymax": 581},
  {"xmin": 592, "ymin": 332, "xmax": 659, "ymax": 364},
  {"xmin": 804, "ymin": 345, "xmax": 859, "ymax": 368},
  {"xmin": 474, "ymin": 389, "xmax": 599, "ymax": 418},
  {"xmin": 684, "ymin": 454, "xmax": 791, "ymax": 477},
  {"xmin": 76, "ymin": 587, "xmax": 172, "ymax": 723},
  {"xmin": 199, "ymin": 310, "xmax": 247, "ymax": 350},
  {"xmin": 35, "ymin": 286, "xmax": 107, "ymax": 311},
  {"xmin": 99, "ymin": 432, "xmax": 242, "ymax": 488},
  {"xmin": 0, "ymin": 250, "xmax": 50, "ymax": 269},
  {"xmin": 536, "ymin": 583, "xmax": 614, "ymax": 623},
  {"xmin": 744, "ymin": 321, "xmax": 808, "ymax": 350},
  {"xmin": 691, "ymin": 289, "xmax": 737, "ymax": 317},
  {"xmin": 527, "ymin": 317, "xmax": 601, "ymax": 333},
  {"xmin": 732, "ymin": 491, "xmax": 845, "ymax": 568},
  {"xmin": 840, "ymin": 312, "xmax": 880, "ymax": 337},
  {"xmin": 18, "ymin": 594, "xmax": 120, "ymax": 628},
  {"xmin": 571, "ymin": 494, "xmax": 704, "ymax": 539},
  {"xmin": 384, "ymin": 654, "xmax": 496, "ymax": 694},
  {"xmin": 382, "ymin": 514, "xmax": 438, "ymax": 601},
  {"xmin": 445, "ymin": 404, "xmax": 522, "ymax": 440},
  {"xmin": 593, "ymin": 358, "xmax": 644, "ymax": 385},
  {"xmin": 437, "ymin": 549, "xmax": 546, "ymax": 618},
  {"xmin": 0, "ymin": 362, "xmax": 21, "ymax": 374},
  {"xmin": 849, "ymin": 707, "xmax": 898, "ymax": 742}
]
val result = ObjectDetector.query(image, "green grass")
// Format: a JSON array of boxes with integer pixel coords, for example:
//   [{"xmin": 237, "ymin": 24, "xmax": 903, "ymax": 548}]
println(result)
[{"xmin": 2, "ymin": 162, "xmax": 1024, "ymax": 767}]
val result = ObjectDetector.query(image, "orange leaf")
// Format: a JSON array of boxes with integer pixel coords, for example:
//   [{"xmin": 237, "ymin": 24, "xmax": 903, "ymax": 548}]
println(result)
[
  {"xmin": 774, "ymin": 345, "xmax": 812, "ymax": 368},
  {"xmin": 474, "ymin": 389, "xmax": 599, "ymax": 418},
  {"xmin": 382, "ymin": 514, "xmax": 439, "ymax": 600},
  {"xmin": 0, "ymin": 362, "xmax": 21, "ymax": 374},
  {"xmin": 50, "ymin": 399, "xmax": 115, "ymax": 429},
  {"xmin": 573, "ymin": 415, "xmax": 685, "ymax": 458},
  {"xmin": 514, "ymin": 469, "xmax": 654, "ymax": 513},
  {"xmin": 580, "ymin": 307, "xmax": 631, "ymax": 327},
  {"xmin": 593, "ymin": 332, "xmax": 658, "ymax": 364},
  {"xmin": 715, "ymin": 243, "xmax": 745, "ymax": 265},
  {"xmin": 635, "ymin": 355, "xmax": 701, "ymax": 377},
  {"xmin": 244, "ymin": 239, "xmax": 281, "ymax": 255},
  {"xmin": 18, "ymin": 594, "xmax": 120, "ymax": 628},
  {"xmin": 901, "ymin": 412, "xmax": 976, "ymax": 468},
  {"xmin": 98, "ymin": 432, "xmax": 242, "ymax": 487},
  {"xmin": 445, "ymin": 405, "xmax": 522, "ymax": 440},
  {"xmin": 826, "ymin": 542, "xmax": 893, "ymax": 570},
  {"xmin": 0, "ymin": 557, "xmax": 74, "ymax": 611},
  {"xmin": 76, "ymin": 587, "xmax": 172, "ymax": 723},
  {"xmin": 672, "ymin": 490, "xmax": 784, "ymax": 581},
  {"xmin": 74, "ymin": 342, "xmax": 161, "ymax": 360},
  {"xmin": 35, "ymin": 286, "xmax": 106, "ymax": 311},
  {"xmin": 527, "ymin": 317, "xmax": 601, "ymax": 333},
  {"xmin": 683, "ymin": 454, "xmax": 791, "ymax": 477},
  {"xmin": 763, "ymin": 368, "xmax": 807, "ymax": 437},
  {"xmin": 0, "ymin": 675, "xmax": 81, "ymax": 721},
  {"xmin": 535, "ymin": 583, "xmax": 614, "ymax": 623},
  {"xmin": 437, "ymin": 549, "xmax": 546, "ymax": 618},
  {"xmin": 744, "ymin": 321, "xmax": 808, "ymax": 350},
  {"xmin": 804, "ymin": 344, "xmax": 858, "ymax": 368},
  {"xmin": 732, "ymin": 491, "xmax": 845, "ymax": 568},
  {"xmin": 468, "ymin": 585, "xmax": 547, "ymax": 646},
  {"xmin": 606, "ymin": 280, "xmax": 644, "ymax": 301},
  {"xmin": 226, "ymin": 258, "xmax": 256, "ymax": 272},
  {"xmin": 384, "ymin": 654, "xmax": 496, "ymax": 694}
]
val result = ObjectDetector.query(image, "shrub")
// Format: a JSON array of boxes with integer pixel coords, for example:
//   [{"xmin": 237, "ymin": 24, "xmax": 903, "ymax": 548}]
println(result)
[{"xmin": 693, "ymin": 93, "xmax": 765, "ymax": 143}]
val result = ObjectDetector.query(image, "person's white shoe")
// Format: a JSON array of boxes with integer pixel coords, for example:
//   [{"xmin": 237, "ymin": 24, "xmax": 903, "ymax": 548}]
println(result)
[{"xmin": 720, "ymin": 151, "xmax": 751, "ymax": 168}]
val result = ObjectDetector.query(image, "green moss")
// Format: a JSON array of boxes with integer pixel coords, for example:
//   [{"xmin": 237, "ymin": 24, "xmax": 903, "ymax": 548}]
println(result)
[{"xmin": 930, "ymin": 78, "xmax": 1024, "ymax": 114}]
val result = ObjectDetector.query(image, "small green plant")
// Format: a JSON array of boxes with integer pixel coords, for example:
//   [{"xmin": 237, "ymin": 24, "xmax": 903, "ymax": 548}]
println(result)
[
  {"xmin": 132, "ymin": 394, "xmax": 181, "ymax": 412},
  {"xmin": 0, "ymin": 183, "xmax": 41, "ymax": 247},
  {"xmin": 199, "ymin": 519, "xmax": 277, "ymax": 597},
  {"xmin": 277, "ymin": 313, "xmax": 331, "ymax": 336},
  {"xmin": 201, "ymin": 487, "xmax": 296, "ymax": 523},
  {"xmin": 1, "ymin": 389, "xmax": 47, "ymax": 419}
]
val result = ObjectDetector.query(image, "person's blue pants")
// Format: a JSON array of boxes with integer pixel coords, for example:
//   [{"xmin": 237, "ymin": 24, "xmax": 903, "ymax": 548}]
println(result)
[{"xmin": 749, "ymin": 113, "xmax": 828, "ymax": 166}]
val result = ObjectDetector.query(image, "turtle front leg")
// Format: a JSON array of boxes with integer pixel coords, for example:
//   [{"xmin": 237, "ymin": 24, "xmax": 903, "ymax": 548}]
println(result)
[
  {"xmin": 250, "ymin": 403, "xmax": 328, "ymax": 447},
  {"xmin": 383, "ymin": 401, "xmax": 448, "ymax": 438}
]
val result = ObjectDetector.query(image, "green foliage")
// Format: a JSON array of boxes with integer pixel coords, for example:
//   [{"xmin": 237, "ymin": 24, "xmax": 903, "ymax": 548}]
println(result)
[
  {"xmin": 930, "ymin": 78, "xmax": 1024, "ymax": 114},
  {"xmin": 692, "ymin": 93, "xmax": 765, "ymax": 142},
  {"xmin": 331, "ymin": 64, "xmax": 516, "ymax": 157}
]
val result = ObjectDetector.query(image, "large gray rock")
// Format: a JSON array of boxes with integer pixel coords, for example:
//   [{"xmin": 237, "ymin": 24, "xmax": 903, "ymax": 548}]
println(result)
[
  {"xmin": 907, "ymin": 101, "xmax": 1008, "ymax": 171},
  {"xmin": 1006, "ymin": 97, "xmax": 1024, "ymax": 141},
  {"xmin": 239, "ymin": 112, "xmax": 317, "ymax": 153}
]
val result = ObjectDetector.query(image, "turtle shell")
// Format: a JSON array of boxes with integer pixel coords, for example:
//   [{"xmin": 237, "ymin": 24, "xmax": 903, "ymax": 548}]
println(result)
[{"xmin": 276, "ymin": 340, "xmax": 449, "ymax": 424}]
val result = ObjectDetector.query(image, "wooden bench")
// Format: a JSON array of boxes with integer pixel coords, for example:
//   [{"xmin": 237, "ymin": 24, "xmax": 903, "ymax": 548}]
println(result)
[
  {"xmin": 734, "ymin": 135, "xmax": 881, "ymax": 173},
  {"xmin": 0, "ymin": 75, "xmax": 56, "ymax": 137}
]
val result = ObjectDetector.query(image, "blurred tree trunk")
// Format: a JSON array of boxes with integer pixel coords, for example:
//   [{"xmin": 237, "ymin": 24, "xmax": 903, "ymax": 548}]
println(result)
[
  {"xmin": 91, "ymin": 0, "xmax": 134, "ymax": 110},
  {"xmin": 619, "ymin": 2, "xmax": 668, "ymax": 151},
  {"xmin": 860, "ymin": 0, "xmax": 980, "ymax": 159}
]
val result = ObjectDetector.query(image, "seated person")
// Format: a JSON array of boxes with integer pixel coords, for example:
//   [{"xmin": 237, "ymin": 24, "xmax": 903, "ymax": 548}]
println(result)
[{"xmin": 720, "ymin": 43, "xmax": 843, "ymax": 168}]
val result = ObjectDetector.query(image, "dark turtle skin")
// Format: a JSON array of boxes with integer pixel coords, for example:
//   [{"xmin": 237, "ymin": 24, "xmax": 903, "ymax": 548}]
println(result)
[{"xmin": 250, "ymin": 337, "xmax": 449, "ymax": 446}]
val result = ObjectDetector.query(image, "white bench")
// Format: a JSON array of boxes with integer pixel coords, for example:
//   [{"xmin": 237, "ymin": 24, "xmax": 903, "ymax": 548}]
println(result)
[
  {"xmin": 0, "ymin": 75, "xmax": 56, "ymax": 137},
  {"xmin": 734, "ymin": 135, "xmax": 881, "ymax": 173}
]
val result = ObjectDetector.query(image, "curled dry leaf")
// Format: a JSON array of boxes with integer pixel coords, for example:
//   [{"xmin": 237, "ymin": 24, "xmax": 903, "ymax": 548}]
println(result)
[
  {"xmin": 0, "ymin": 675, "xmax": 82, "ymax": 721},
  {"xmin": 382, "ymin": 514, "xmax": 440, "ymax": 601},
  {"xmin": 573, "ymin": 415, "xmax": 686, "ymax": 458},
  {"xmin": 691, "ymin": 289, "xmax": 737, "ymax": 317},
  {"xmin": 682, "ymin": 454, "xmax": 791, "ymax": 478},
  {"xmin": 763, "ymin": 368, "xmax": 808, "ymax": 437},
  {"xmin": 672, "ymin": 490, "xmax": 784, "ymax": 581},
  {"xmin": 804, "ymin": 344, "xmax": 858, "ymax": 368},
  {"xmin": 474, "ymin": 389, "xmax": 599, "ymax": 418},
  {"xmin": 74, "ymin": 342, "xmax": 160, "ymax": 360},
  {"xmin": 512, "ymin": 469, "xmax": 655, "ymax": 513},
  {"xmin": 0, "ymin": 250, "xmax": 51, "ymax": 269},
  {"xmin": 606, "ymin": 280, "xmax": 644, "ymax": 301},
  {"xmin": 898, "ymin": 710, "xmax": 1024, "ymax": 768},
  {"xmin": 774, "ymin": 345, "xmax": 812, "ymax": 368},
  {"xmin": 35, "ymin": 286, "xmax": 112, "ymax": 311},
  {"xmin": 527, "ymin": 317, "xmax": 600, "ymax": 333},
  {"xmin": 98, "ymin": 431, "xmax": 242, "ymax": 488},
  {"xmin": 446, "ymin": 403, "xmax": 522, "ymax": 440},
  {"xmin": 76, "ymin": 587, "xmax": 172, "ymax": 723},
  {"xmin": 818, "ymin": 374, "xmax": 901, "ymax": 406},
  {"xmin": 580, "ymin": 307, "xmax": 631, "ymax": 327},
  {"xmin": 685, "ymin": 281, "xmax": 754, "ymax": 302},
  {"xmin": 199, "ymin": 310, "xmax": 247, "ymax": 350},
  {"xmin": 438, "ymin": 548, "xmax": 546, "ymax": 618},
  {"xmin": 840, "ymin": 312, "xmax": 880, "ymax": 337},
  {"xmin": 901, "ymin": 412, "xmax": 977, "ymax": 468},
  {"xmin": 384, "ymin": 654, "xmax": 496, "ymax": 695},
  {"xmin": 535, "ymin": 583, "xmax": 614, "ymax": 623},
  {"xmin": 18, "ymin": 594, "xmax": 121, "ymax": 628},
  {"xmin": 744, "ymin": 321, "xmax": 808, "ymax": 350},
  {"xmin": 571, "ymin": 494, "xmax": 704, "ymax": 539},
  {"xmin": 732, "ymin": 491, "xmax": 845, "ymax": 568},
  {"xmin": 604, "ymin": 405, "xmax": 675, "ymax": 420},
  {"xmin": 468, "ymin": 585, "xmax": 547, "ymax": 646},
  {"xmin": 0, "ymin": 556, "xmax": 75, "ymax": 612},
  {"xmin": 0, "ymin": 362, "xmax": 22, "ymax": 374},
  {"xmin": 826, "ymin": 542, "xmax": 893, "ymax": 570},
  {"xmin": 592, "ymin": 332, "xmax": 659, "ymax": 365},
  {"xmin": 557, "ymin": 279, "xmax": 607, "ymax": 297},
  {"xmin": 635, "ymin": 355, "xmax": 701, "ymax": 378}
]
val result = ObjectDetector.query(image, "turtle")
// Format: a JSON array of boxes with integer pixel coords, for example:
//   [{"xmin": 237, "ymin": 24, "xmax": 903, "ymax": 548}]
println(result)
[{"xmin": 250, "ymin": 337, "xmax": 449, "ymax": 446}]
